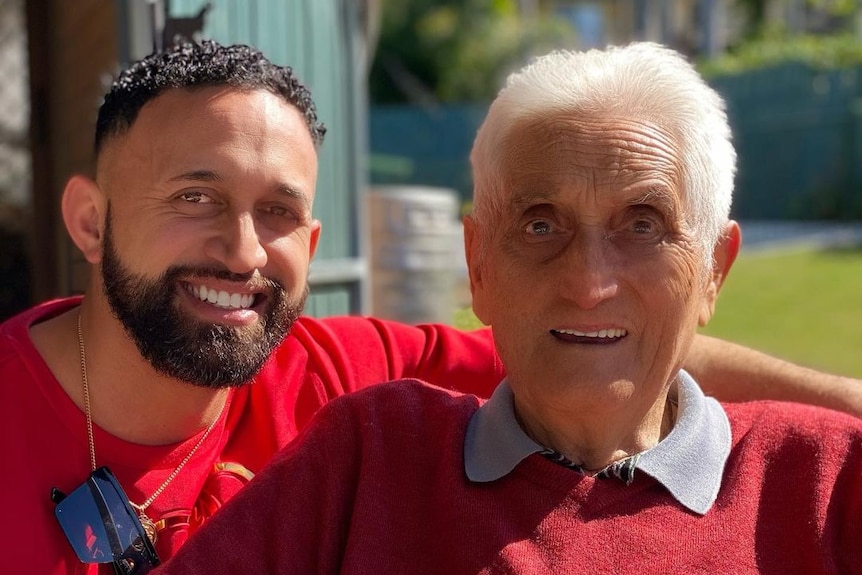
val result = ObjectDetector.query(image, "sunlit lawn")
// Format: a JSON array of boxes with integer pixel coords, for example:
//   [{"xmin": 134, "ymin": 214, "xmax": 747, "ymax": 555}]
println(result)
[
  {"xmin": 454, "ymin": 245, "xmax": 862, "ymax": 378},
  {"xmin": 701, "ymin": 245, "xmax": 862, "ymax": 378}
]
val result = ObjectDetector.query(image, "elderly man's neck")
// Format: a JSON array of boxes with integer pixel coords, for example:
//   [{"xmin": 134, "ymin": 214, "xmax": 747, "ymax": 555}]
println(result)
[{"xmin": 512, "ymin": 388, "xmax": 675, "ymax": 472}]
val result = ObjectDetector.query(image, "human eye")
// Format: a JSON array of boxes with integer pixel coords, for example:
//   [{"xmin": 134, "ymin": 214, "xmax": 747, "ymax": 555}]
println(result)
[
  {"xmin": 621, "ymin": 207, "xmax": 667, "ymax": 242},
  {"xmin": 525, "ymin": 218, "xmax": 555, "ymax": 237},
  {"xmin": 178, "ymin": 190, "xmax": 215, "ymax": 204},
  {"xmin": 171, "ymin": 189, "xmax": 222, "ymax": 215},
  {"xmin": 632, "ymin": 217, "xmax": 658, "ymax": 235},
  {"xmin": 265, "ymin": 205, "xmax": 289, "ymax": 217},
  {"xmin": 258, "ymin": 202, "xmax": 304, "ymax": 234},
  {"xmin": 259, "ymin": 202, "xmax": 302, "ymax": 219}
]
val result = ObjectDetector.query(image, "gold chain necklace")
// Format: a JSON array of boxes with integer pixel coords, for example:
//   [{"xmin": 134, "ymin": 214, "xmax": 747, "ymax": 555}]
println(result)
[{"xmin": 76, "ymin": 313, "xmax": 224, "ymax": 545}]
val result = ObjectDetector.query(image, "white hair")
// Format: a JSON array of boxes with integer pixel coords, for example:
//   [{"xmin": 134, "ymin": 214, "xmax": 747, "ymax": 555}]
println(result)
[{"xmin": 469, "ymin": 42, "xmax": 736, "ymax": 264}]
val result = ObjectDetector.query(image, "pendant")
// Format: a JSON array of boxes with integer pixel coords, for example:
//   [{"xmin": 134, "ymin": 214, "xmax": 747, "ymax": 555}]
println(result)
[{"xmin": 137, "ymin": 511, "xmax": 159, "ymax": 545}]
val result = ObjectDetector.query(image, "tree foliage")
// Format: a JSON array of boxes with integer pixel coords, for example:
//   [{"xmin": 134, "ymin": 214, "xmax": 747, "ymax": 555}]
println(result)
[
  {"xmin": 700, "ymin": 33, "xmax": 862, "ymax": 76},
  {"xmin": 705, "ymin": 0, "xmax": 862, "ymax": 75},
  {"xmin": 369, "ymin": 0, "xmax": 575, "ymax": 104},
  {"xmin": 734, "ymin": 0, "xmax": 858, "ymax": 39}
]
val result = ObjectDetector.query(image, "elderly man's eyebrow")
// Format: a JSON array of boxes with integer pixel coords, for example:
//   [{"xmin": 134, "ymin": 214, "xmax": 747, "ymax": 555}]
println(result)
[
  {"xmin": 629, "ymin": 187, "xmax": 678, "ymax": 213},
  {"xmin": 510, "ymin": 189, "xmax": 557, "ymax": 208}
]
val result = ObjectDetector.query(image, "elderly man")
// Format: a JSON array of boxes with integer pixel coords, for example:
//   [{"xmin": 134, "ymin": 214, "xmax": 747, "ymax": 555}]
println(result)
[{"xmin": 155, "ymin": 43, "xmax": 862, "ymax": 574}]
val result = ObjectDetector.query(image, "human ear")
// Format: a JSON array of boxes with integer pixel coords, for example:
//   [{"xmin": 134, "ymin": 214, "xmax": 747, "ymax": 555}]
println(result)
[
  {"xmin": 61, "ymin": 175, "xmax": 105, "ymax": 264},
  {"xmin": 463, "ymin": 214, "xmax": 490, "ymax": 326},
  {"xmin": 308, "ymin": 219, "xmax": 321, "ymax": 260},
  {"xmin": 698, "ymin": 221, "xmax": 741, "ymax": 326}
]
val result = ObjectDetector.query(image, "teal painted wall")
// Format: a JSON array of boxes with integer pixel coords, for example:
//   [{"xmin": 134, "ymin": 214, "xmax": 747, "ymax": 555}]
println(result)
[{"xmin": 711, "ymin": 64, "xmax": 862, "ymax": 220}]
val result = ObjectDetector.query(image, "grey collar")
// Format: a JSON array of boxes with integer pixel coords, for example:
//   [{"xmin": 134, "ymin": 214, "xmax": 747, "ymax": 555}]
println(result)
[{"xmin": 464, "ymin": 371, "xmax": 731, "ymax": 515}]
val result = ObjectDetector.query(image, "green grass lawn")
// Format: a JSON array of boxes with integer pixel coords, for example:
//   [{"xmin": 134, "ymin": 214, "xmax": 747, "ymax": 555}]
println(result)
[
  {"xmin": 454, "ymin": 245, "xmax": 862, "ymax": 377},
  {"xmin": 702, "ymin": 245, "xmax": 862, "ymax": 378}
]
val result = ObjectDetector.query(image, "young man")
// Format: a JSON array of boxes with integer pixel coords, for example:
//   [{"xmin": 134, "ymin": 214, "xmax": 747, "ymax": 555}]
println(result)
[{"xmin": 1, "ymin": 40, "xmax": 859, "ymax": 574}]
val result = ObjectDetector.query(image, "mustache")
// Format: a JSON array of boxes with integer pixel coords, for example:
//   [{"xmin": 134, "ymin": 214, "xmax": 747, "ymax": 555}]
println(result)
[{"xmin": 161, "ymin": 265, "xmax": 284, "ymax": 293}]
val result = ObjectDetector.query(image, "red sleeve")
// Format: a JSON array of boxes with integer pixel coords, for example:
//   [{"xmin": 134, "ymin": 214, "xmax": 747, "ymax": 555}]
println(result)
[
  {"xmin": 258, "ymin": 318, "xmax": 502, "ymax": 438},
  {"xmin": 301, "ymin": 316, "xmax": 505, "ymax": 397}
]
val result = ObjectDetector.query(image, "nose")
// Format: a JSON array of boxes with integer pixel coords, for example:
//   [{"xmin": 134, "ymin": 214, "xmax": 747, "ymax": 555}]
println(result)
[
  {"xmin": 205, "ymin": 211, "xmax": 268, "ymax": 274},
  {"xmin": 559, "ymin": 232, "xmax": 619, "ymax": 310}
]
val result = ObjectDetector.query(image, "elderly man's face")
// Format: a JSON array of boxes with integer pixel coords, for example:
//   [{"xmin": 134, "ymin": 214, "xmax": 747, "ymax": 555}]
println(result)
[{"xmin": 465, "ymin": 115, "xmax": 734, "ymax": 407}]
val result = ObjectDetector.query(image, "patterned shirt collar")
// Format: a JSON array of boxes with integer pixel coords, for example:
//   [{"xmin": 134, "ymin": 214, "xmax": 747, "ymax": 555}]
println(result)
[{"xmin": 463, "ymin": 370, "xmax": 731, "ymax": 515}]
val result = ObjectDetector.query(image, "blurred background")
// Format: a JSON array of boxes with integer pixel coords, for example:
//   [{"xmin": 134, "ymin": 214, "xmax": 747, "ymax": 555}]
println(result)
[{"xmin": 1, "ymin": 0, "xmax": 860, "ymax": 375}]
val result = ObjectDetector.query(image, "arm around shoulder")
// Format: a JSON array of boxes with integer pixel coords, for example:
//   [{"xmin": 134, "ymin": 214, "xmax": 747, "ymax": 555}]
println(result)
[{"xmin": 686, "ymin": 334, "xmax": 862, "ymax": 418}]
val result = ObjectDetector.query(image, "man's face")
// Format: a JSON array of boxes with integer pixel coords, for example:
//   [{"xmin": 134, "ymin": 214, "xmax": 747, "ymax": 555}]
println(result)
[
  {"xmin": 95, "ymin": 87, "xmax": 320, "ymax": 387},
  {"xmin": 466, "ymin": 115, "xmax": 724, "ymax": 408}
]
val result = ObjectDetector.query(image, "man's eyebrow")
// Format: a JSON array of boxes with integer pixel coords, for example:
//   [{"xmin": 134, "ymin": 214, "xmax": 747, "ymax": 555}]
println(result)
[
  {"xmin": 168, "ymin": 170, "xmax": 223, "ymax": 183},
  {"xmin": 510, "ymin": 189, "xmax": 557, "ymax": 208},
  {"xmin": 274, "ymin": 184, "xmax": 312, "ymax": 210},
  {"xmin": 629, "ymin": 186, "xmax": 678, "ymax": 214}
]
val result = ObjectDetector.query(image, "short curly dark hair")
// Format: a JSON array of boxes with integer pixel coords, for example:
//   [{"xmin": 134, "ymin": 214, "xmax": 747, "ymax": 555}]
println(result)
[{"xmin": 95, "ymin": 39, "xmax": 326, "ymax": 153}]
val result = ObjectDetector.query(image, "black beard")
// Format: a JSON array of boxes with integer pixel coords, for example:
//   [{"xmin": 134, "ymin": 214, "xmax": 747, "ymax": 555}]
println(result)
[{"xmin": 100, "ymin": 211, "xmax": 306, "ymax": 388}]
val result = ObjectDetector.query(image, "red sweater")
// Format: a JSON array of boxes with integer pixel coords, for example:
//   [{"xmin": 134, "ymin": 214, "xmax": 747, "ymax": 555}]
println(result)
[
  {"xmin": 0, "ymin": 299, "xmax": 503, "ymax": 574},
  {"xmin": 158, "ymin": 380, "xmax": 862, "ymax": 575}
]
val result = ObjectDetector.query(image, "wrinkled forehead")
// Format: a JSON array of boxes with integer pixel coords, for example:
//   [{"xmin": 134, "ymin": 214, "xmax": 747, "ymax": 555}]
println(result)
[{"xmin": 496, "ymin": 113, "xmax": 684, "ymax": 198}]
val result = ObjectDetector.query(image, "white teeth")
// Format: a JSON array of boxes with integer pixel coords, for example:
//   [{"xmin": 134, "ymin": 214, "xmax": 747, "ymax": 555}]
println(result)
[
  {"xmin": 557, "ymin": 328, "xmax": 627, "ymax": 338},
  {"xmin": 188, "ymin": 284, "xmax": 256, "ymax": 310}
]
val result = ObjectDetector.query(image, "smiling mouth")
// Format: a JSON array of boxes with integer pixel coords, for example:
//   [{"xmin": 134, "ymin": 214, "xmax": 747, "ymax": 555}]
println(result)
[
  {"xmin": 550, "ymin": 328, "xmax": 628, "ymax": 344},
  {"xmin": 185, "ymin": 283, "xmax": 260, "ymax": 310}
]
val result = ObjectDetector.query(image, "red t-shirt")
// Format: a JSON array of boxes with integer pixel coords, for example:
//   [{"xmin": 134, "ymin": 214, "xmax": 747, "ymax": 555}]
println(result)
[{"xmin": 0, "ymin": 298, "xmax": 503, "ymax": 574}]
